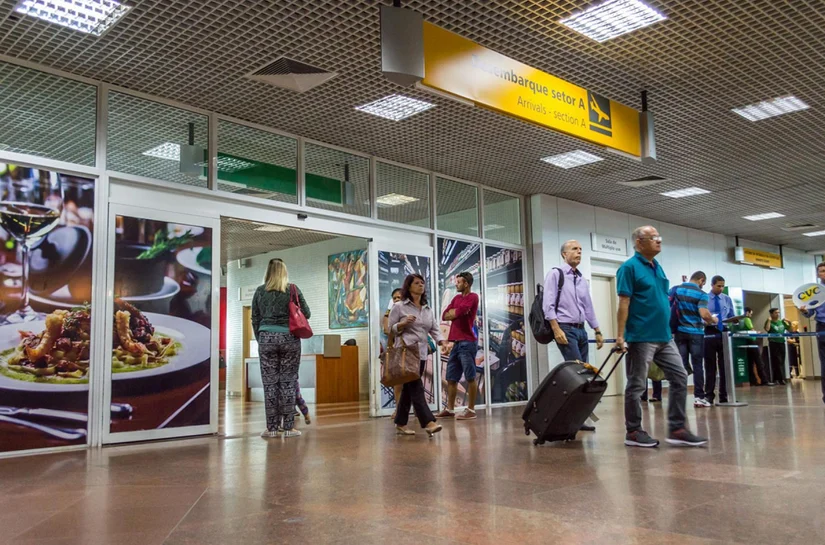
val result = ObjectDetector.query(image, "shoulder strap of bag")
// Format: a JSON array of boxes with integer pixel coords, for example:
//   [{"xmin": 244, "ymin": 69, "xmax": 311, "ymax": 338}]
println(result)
[
  {"xmin": 553, "ymin": 267, "xmax": 564, "ymax": 313},
  {"xmin": 289, "ymin": 283, "xmax": 299, "ymax": 305}
]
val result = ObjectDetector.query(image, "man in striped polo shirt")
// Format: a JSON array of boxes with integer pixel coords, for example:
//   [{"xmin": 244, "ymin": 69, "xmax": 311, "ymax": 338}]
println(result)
[{"xmin": 674, "ymin": 271, "xmax": 718, "ymax": 408}]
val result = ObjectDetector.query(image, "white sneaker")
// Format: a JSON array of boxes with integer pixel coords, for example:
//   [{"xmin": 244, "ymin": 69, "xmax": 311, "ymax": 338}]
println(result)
[
  {"xmin": 694, "ymin": 398, "xmax": 711, "ymax": 408},
  {"xmin": 283, "ymin": 429, "xmax": 302, "ymax": 438},
  {"xmin": 260, "ymin": 430, "xmax": 280, "ymax": 438}
]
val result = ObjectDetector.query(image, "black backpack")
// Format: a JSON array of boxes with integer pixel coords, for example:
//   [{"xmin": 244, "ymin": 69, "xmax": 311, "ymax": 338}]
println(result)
[{"xmin": 529, "ymin": 268, "xmax": 564, "ymax": 345}]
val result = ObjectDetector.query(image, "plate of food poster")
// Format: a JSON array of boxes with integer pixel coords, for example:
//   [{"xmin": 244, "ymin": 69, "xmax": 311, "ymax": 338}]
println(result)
[
  {"xmin": 0, "ymin": 303, "xmax": 211, "ymax": 393},
  {"xmin": 176, "ymin": 246, "xmax": 212, "ymax": 276}
]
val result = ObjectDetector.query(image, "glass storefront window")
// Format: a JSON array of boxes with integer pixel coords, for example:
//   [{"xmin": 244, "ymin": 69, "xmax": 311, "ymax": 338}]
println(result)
[
  {"xmin": 216, "ymin": 120, "xmax": 298, "ymax": 204},
  {"xmin": 0, "ymin": 62, "xmax": 96, "ymax": 166},
  {"xmin": 485, "ymin": 245, "xmax": 527, "ymax": 404},
  {"xmin": 483, "ymin": 189, "xmax": 521, "ymax": 245},
  {"xmin": 436, "ymin": 177, "xmax": 479, "ymax": 237},
  {"xmin": 107, "ymin": 92, "xmax": 209, "ymax": 187},
  {"xmin": 304, "ymin": 143, "xmax": 370, "ymax": 217},
  {"xmin": 376, "ymin": 162, "xmax": 430, "ymax": 227}
]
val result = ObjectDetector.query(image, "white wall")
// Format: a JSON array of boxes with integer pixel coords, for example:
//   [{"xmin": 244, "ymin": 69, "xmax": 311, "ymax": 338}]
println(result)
[
  {"xmin": 530, "ymin": 194, "xmax": 817, "ymax": 378},
  {"xmin": 226, "ymin": 236, "xmax": 370, "ymax": 397}
]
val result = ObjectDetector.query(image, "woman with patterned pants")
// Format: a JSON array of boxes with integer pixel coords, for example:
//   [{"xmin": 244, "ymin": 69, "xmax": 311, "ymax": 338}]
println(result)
[{"xmin": 252, "ymin": 258, "xmax": 311, "ymax": 438}]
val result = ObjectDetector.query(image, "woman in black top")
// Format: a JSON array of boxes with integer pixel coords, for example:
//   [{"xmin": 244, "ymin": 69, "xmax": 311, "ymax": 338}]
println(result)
[{"xmin": 252, "ymin": 258, "xmax": 310, "ymax": 438}]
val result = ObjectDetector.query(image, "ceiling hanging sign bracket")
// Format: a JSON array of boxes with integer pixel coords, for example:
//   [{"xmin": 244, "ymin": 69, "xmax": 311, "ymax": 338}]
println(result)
[
  {"xmin": 640, "ymin": 90, "xmax": 657, "ymax": 164},
  {"xmin": 380, "ymin": 4, "xmax": 425, "ymax": 87}
]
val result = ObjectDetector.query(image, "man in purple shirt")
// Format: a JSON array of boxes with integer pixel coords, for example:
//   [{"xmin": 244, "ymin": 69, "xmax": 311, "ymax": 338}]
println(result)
[
  {"xmin": 543, "ymin": 240, "xmax": 604, "ymax": 363},
  {"xmin": 542, "ymin": 240, "xmax": 603, "ymax": 431}
]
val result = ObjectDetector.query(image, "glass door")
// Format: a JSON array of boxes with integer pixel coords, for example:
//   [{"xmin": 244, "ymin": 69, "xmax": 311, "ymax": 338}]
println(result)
[
  {"xmin": 370, "ymin": 242, "xmax": 437, "ymax": 417},
  {"xmin": 102, "ymin": 203, "xmax": 219, "ymax": 444}
]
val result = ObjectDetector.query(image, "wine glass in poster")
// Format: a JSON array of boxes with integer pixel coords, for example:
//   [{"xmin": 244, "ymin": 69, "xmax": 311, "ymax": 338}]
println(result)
[
  {"xmin": 328, "ymin": 250, "xmax": 368, "ymax": 330},
  {"xmin": 378, "ymin": 251, "xmax": 434, "ymax": 409},
  {"xmin": 0, "ymin": 165, "xmax": 96, "ymax": 454},
  {"xmin": 437, "ymin": 237, "xmax": 485, "ymax": 408},
  {"xmin": 109, "ymin": 215, "xmax": 213, "ymax": 433},
  {"xmin": 485, "ymin": 245, "xmax": 527, "ymax": 403}
]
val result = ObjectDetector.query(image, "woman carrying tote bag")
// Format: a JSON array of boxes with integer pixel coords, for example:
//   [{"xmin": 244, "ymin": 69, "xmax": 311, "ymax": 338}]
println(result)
[
  {"xmin": 387, "ymin": 273, "xmax": 444, "ymax": 437},
  {"xmin": 252, "ymin": 258, "xmax": 311, "ymax": 438}
]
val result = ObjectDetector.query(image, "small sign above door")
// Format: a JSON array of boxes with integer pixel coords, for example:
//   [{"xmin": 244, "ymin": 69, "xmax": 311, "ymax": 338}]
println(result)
[
  {"xmin": 591, "ymin": 233, "xmax": 627, "ymax": 256},
  {"xmin": 240, "ymin": 285, "xmax": 257, "ymax": 301}
]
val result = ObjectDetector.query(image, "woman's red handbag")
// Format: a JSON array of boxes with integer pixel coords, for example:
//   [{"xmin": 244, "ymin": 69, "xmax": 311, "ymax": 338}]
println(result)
[{"xmin": 289, "ymin": 284, "xmax": 313, "ymax": 339}]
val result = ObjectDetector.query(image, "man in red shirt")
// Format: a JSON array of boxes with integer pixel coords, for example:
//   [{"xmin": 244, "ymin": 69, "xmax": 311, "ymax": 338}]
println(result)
[{"xmin": 437, "ymin": 272, "xmax": 480, "ymax": 420}]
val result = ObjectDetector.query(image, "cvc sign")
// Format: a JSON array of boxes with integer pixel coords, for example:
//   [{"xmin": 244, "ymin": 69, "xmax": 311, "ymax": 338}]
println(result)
[{"xmin": 792, "ymin": 282, "xmax": 824, "ymax": 310}]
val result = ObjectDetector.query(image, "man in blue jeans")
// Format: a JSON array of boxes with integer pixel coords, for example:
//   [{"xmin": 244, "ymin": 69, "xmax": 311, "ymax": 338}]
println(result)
[
  {"xmin": 437, "ymin": 272, "xmax": 480, "ymax": 420},
  {"xmin": 616, "ymin": 226, "xmax": 707, "ymax": 448},
  {"xmin": 542, "ymin": 240, "xmax": 603, "ymax": 431},
  {"xmin": 800, "ymin": 261, "xmax": 825, "ymax": 404},
  {"xmin": 674, "ymin": 271, "xmax": 718, "ymax": 408}
]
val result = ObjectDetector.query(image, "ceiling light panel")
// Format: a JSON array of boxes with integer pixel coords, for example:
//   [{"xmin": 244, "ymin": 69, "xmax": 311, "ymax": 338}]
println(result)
[
  {"xmin": 732, "ymin": 96, "xmax": 810, "ymax": 121},
  {"xmin": 743, "ymin": 212, "xmax": 785, "ymax": 221},
  {"xmin": 560, "ymin": 0, "xmax": 667, "ymax": 43},
  {"xmin": 660, "ymin": 187, "xmax": 710, "ymax": 198},
  {"xmin": 541, "ymin": 150, "xmax": 603, "ymax": 169},
  {"xmin": 375, "ymin": 193, "xmax": 420, "ymax": 207},
  {"xmin": 355, "ymin": 95, "xmax": 435, "ymax": 121},
  {"xmin": 14, "ymin": 0, "xmax": 131, "ymax": 37},
  {"xmin": 803, "ymin": 230, "xmax": 825, "ymax": 237},
  {"xmin": 142, "ymin": 142, "xmax": 180, "ymax": 161}
]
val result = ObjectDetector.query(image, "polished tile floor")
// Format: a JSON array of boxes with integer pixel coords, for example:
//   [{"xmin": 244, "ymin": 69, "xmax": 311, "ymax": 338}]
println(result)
[{"xmin": 3, "ymin": 381, "xmax": 825, "ymax": 545}]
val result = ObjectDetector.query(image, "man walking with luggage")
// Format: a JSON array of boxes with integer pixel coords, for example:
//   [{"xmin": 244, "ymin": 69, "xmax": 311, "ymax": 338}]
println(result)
[
  {"xmin": 543, "ymin": 239, "xmax": 603, "ymax": 431},
  {"xmin": 705, "ymin": 275, "xmax": 735, "ymax": 404},
  {"xmin": 616, "ymin": 226, "xmax": 707, "ymax": 448},
  {"xmin": 438, "ymin": 272, "xmax": 480, "ymax": 420},
  {"xmin": 674, "ymin": 271, "xmax": 718, "ymax": 408}
]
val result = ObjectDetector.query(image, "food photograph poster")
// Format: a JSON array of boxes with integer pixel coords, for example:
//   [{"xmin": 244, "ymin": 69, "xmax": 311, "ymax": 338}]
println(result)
[
  {"xmin": 0, "ymin": 165, "xmax": 96, "ymax": 454},
  {"xmin": 110, "ymin": 215, "xmax": 213, "ymax": 433}
]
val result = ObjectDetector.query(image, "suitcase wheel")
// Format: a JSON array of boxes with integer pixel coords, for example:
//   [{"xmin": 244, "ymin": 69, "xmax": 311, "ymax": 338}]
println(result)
[
  {"xmin": 565, "ymin": 434, "xmax": 577, "ymax": 442},
  {"xmin": 533, "ymin": 438, "xmax": 545, "ymax": 446},
  {"xmin": 524, "ymin": 425, "xmax": 531, "ymax": 436}
]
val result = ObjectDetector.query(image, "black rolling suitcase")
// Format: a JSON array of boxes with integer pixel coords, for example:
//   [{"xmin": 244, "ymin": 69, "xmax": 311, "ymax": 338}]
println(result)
[{"xmin": 522, "ymin": 348, "xmax": 625, "ymax": 445}]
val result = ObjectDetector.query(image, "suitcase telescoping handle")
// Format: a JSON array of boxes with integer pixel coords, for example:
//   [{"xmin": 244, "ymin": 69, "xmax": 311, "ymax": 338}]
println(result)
[{"xmin": 591, "ymin": 347, "xmax": 626, "ymax": 383}]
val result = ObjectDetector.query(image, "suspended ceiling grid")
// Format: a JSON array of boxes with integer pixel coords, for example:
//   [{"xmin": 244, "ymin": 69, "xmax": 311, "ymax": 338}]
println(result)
[{"xmin": 1, "ymin": 1, "xmax": 825, "ymax": 249}]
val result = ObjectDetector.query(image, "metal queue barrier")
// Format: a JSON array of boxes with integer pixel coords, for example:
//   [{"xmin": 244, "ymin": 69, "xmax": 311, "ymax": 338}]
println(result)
[{"xmin": 572, "ymin": 331, "xmax": 825, "ymax": 407}]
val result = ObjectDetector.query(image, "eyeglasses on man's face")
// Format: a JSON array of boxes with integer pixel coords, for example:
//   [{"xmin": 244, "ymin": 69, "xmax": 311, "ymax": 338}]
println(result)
[{"xmin": 639, "ymin": 236, "xmax": 663, "ymax": 242}]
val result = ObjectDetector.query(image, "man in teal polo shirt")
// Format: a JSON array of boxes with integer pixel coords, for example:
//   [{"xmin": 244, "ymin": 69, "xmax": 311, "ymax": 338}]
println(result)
[{"xmin": 616, "ymin": 226, "xmax": 708, "ymax": 448}]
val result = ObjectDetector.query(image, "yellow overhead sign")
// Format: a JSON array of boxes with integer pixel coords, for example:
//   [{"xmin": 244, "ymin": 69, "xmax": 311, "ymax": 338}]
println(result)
[
  {"xmin": 741, "ymin": 248, "xmax": 783, "ymax": 268},
  {"xmin": 421, "ymin": 22, "xmax": 642, "ymax": 157}
]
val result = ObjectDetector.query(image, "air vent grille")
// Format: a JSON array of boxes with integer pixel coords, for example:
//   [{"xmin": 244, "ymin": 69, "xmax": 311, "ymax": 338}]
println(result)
[
  {"xmin": 246, "ymin": 57, "xmax": 336, "ymax": 93},
  {"xmin": 781, "ymin": 223, "xmax": 819, "ymax": 232},
  {"xmin": 618, "ymin": 175, "xmax": 669, "ymax": 188}
]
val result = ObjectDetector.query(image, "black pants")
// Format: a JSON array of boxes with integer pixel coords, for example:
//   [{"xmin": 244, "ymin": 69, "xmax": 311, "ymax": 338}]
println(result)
[
  {"xmin": 747, "ymin": 346, "xmax": 768, "ymax": 385},
  {"xmin": 394, "ymin": 360, "xmax": 435, "ymax": 428},
  {"xmin": 768, "ymin": 342, "xmax": 786, "ymax": 382},
  {"xmin": 704, "ymin": 334, "xmax": 728, "ymax": 403}
]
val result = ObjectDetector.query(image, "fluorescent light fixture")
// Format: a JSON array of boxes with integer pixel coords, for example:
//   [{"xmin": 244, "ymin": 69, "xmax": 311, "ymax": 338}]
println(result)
[
  {"xmin": 743, "ymin": 212, "xmax": 785, "ymax": 221},
  {"xmin": 660, "ymin": 187, "xmax": 710, "ymax": 198},
  {"xmin": 541, "ymin": 150, "xmax": 603, "ymax": 169},
  {"xmin": 253, "ymin": 225, "xmax": 292, "ymax": 233},
  {"xmin": 732, "ymin": 96, "xmax": 810, "ymax": 121},
  {"xmin": 355, "ymin": 95, "xmax": 435, "ymax": 121},
  {"xmin": 803, "ymin": 230, "xmax": 825, "ymax": 237},
  {"xmin": 484, "ymin": 224, "xmax": 505, "ymax": 231},
  {"xmin": 142, "ymin": 143, "xmax": 255, "ymax": 173},
  {"xmin": 14, "ymin": 0, "xmax": 131, "ymax": 37},
  {"xmin": 375, "ymin": 193, "xmax": 419, "ymax": 207},
  {"xmin": 143, "ymin": 142, "xmax": 180, "ymax": 161},
  {"xmin": 560, "ymin": 0, "xmax": 667, "ymax": 43}
]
